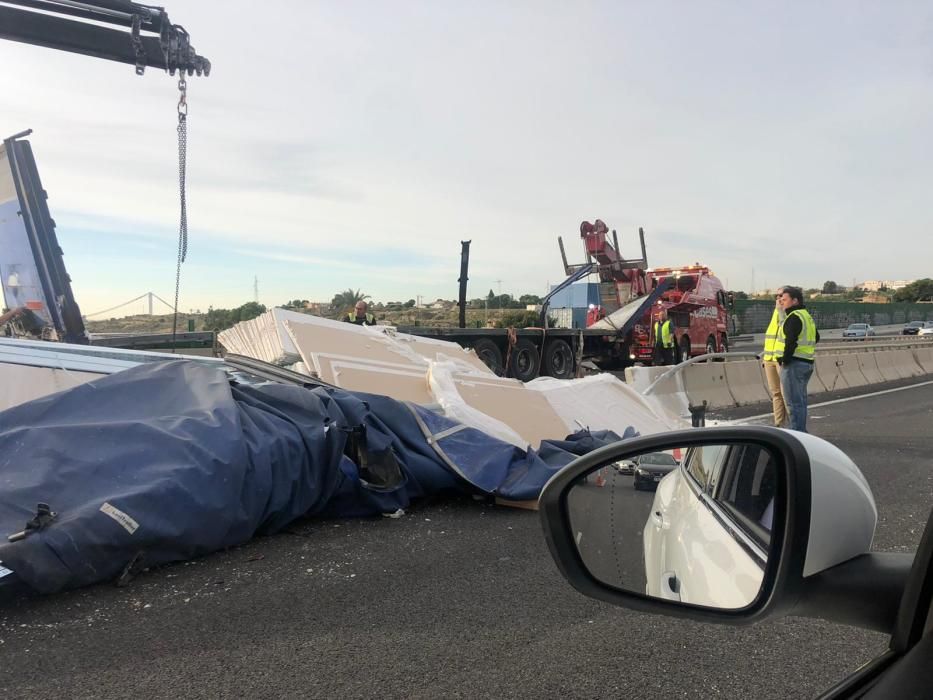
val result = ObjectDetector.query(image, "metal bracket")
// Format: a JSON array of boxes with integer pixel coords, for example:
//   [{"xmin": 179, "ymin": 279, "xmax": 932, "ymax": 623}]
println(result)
[
  {"xmin": 130, "ymin": 14, "xmax": 146, "ymax": 75},
  {"xmin": 7, "ymin": 502, "xmax": 57, "ymax": 542}
]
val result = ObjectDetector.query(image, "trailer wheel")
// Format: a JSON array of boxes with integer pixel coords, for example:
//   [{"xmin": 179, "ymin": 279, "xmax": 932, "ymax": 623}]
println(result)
[
  {"xmin": 473, "ymin": 339, "xmax": 504, "ymax": 375},
  {"xmin": 542, "ymin": 339, "xmax": 575, "ymax": 379},
  {"xmin": 509, "ymin": 338, "xmax": 541, "ymax": 381},
  {"xmin": 677, "ymin": 336, "xmax": 691, "ymax": 364}
]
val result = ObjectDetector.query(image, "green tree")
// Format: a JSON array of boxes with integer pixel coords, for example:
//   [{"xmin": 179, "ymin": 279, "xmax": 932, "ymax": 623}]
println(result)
[
  {"xmin": 330, "ymin": 288, "xmax": 370, "ymax": 310},
  {"xmin": 518, "ymin": 293, "xmax": 542, "ymax": 305},
  {"xmin": 282, "ymin": 299, "xmax": 309, "ymax": 309},
  {"xmin": 202, "ymin": 302, "xmax": 267, "ymax": 332},
  {"xmin": 495, "ymin": 310, "xmax": 543, "ymax": 328},
  {"xmin": 822, "ymin": 280, "xmax": 839, "ymax": 294},
  {"xmin": 893, "ymin": 278, "xmax": 933, "ymax": 303}
]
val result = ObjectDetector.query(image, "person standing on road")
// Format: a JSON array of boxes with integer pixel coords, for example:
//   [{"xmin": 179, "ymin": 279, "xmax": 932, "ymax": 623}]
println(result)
[
  {"xmin": 761, "ymin": 289, "xmax": 788, "ymax": 427},
  {"xmin": 345, "ymin": 301, "xmax": 376, "ymax": 326},
  {"xmin": 776, "ymin": 287, "xmax": 820, "ymax": 432},
  {"xmin": 653, "ymin": 309, "xmax": 675, "ymax": 366}
]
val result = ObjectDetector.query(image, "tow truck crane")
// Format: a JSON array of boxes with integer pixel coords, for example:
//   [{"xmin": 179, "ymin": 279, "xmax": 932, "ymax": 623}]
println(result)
[{"xmin": 0, "ymin": 0, "xmax": 209, "ymax": 345}]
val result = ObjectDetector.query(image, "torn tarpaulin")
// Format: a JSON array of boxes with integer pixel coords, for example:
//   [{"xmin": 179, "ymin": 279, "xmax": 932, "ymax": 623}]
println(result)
[{"xmin": 0, "ymin": 361, "xmax": 629, "ymax": 596}]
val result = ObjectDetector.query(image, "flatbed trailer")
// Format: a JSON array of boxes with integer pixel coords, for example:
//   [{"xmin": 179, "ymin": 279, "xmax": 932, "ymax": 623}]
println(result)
[{"xmin": 396, "ymin": 281, "xmax": 672, "ymax": 380}]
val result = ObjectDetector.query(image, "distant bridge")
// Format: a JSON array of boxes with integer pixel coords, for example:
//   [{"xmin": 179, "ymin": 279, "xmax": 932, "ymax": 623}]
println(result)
[{"xmin": 84, "ymin": 292, "xmax": 177, "ymax": 318}]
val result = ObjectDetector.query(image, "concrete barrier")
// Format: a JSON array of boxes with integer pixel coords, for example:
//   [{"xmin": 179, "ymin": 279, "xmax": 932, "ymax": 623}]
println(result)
[
  {"xmin": 856, "ymin": 352, "xmax": 886, "ymax": 384},
  {"xmin": 723, "ymin": 360, "xmax": 770, "ymax": 406},
  {"xmin": 835, "ymin": 352, "xmax": 870, "ymax": 388},
  {"xmin": 683, "ymin": 361, "xmax": 736, "ymax": 409},
  {"xmin": 890, "ymin": 348, "xmax": 924, "ymax": 378},
  {"xmin": 806, "ymin": 363, "xmax": 828, "ymax": 394},
  {"xmin": 913, "ymin": 346, "xmax": 933, "ymax": 374},
  {"xmin": 625, "ymin": 365, "xmax": 690, "ymax": 421},
  {"xmin": 814, "ymin": 354, "xmax": 849, "ymax": 392},
  {"xmin": 874, "ymin": 350, "xmax": 906, "ymax": 381}
]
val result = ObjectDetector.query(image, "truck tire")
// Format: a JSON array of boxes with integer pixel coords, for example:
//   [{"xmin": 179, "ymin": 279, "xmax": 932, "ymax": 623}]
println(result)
[
  {"xmin": 677, "ymin": 336, "xmax": 691, "ymax": 364},
  {"xmin": 705, "ymin": 335, "xmax": 717, "ymax": 355},
  {"xmin": 542, "ymin": 339, "xmax": 575, "ymax": 379},
  {"xmin": 509, "ymin": 338, "xmax": 541, "ymax": 381},
  {"xmin": 473, "ymin": 339, "xmax": 504, "ymax": 375},
  {"xmin": 720, "ymin": 333, "xmax": 729, "ymax": 353}
]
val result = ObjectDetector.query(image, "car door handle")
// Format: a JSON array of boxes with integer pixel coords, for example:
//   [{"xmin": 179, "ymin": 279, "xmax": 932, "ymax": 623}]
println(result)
[
  {"xmin": 660, "ymin": 571, "xmax": 682, "ymax": 601},
  {"xmin": 652, "ymin": 511, "xmax": 669, "ymax": 529}
]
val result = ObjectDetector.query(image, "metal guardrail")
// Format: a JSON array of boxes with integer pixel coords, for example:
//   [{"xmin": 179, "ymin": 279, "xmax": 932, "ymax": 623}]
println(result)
[{"xmin": 818, "ymin": 336, "xmax": 933, "ymax": 351}]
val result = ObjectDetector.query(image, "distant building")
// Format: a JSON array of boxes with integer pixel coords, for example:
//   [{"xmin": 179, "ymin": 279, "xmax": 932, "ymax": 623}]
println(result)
[
  {"xmin": 858, "ymin": 279, "xmax": 914, "ymax": 291},
  {"xmin": 303, "ymin": 302, "xmax": 329, "ymax": 315}
]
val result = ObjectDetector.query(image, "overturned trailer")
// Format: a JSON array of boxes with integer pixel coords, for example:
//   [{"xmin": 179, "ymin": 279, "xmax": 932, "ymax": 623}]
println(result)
[{"xmin": 0, "ymin": 333, "xmax": 682, "ymax": 599}]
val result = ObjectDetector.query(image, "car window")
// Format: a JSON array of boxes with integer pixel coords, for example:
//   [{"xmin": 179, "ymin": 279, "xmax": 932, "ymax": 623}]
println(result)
[
  {"xmin": 713, "ymin": 444, "xmax": 777, "ymax": 548},
  {"xmin": 683, "ymin": 444, "xmax": 729, "ymax": 493}
]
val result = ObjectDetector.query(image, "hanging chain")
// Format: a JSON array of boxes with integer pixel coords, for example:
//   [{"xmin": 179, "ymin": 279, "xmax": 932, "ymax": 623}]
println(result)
[{"xmin": 171, "ymin": 74, "xmax": 189, "ymax": 352}]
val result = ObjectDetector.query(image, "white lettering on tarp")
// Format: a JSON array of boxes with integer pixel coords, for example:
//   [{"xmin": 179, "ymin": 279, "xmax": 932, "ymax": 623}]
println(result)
[
  {"xmin": 100, "ymin": 502, "xmax": 139, "ymax": 535},
  {"xmin": 0, "ymin": 564, "xmax": 13, "ymax": 579},
  {"xmin": 690, "ymin": 306, "xmax": 719, "ymax": 320}
]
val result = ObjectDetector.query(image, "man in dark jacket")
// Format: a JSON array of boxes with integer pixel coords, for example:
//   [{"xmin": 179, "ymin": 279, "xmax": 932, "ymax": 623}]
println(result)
[{"xmin": 776, "ymin": 287, "xmax": 819, "ymax": 431}]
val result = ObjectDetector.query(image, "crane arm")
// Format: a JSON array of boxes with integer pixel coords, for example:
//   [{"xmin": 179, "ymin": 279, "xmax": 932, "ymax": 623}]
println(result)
[{"xmin": 0, "ymin": 0, "xmax": 210, "ymax": 75}]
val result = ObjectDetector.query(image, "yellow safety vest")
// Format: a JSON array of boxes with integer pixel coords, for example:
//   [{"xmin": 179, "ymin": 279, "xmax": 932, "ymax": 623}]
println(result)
[
  {"xmin": 775, "ymin": 308, "xmax": 817, "ymax": 361},
  {"xmin": 653, "ymin": 319, "xmax": 674, "ymax": 348},
  {"xmin": 762, "ymin": 308, "xmax": 782, "ymax": 361},
  {"xmin": 348, "ymin": 312, "xmax": 375, "ymax": 325}
]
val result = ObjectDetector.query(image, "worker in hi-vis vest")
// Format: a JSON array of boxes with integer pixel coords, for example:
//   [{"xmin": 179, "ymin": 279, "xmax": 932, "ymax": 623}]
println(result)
[
  {"xmin": 776, "ymin": 286, "xmax": 819, "ymax": 432},
  {"xmin": 345, "ymin": 300, "xmax": 376, "ymax": 326},
  {"xmin": 761, "ymin": 288, "xmax": 788, "ymax": 427},
  {"xmin": 653, "ymin": 309, "xmax": 675, "ymax": 366}
]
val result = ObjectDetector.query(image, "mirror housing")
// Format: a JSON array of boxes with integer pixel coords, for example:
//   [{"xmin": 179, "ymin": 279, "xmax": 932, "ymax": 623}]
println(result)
[{"xmin": 539, "ymin": 426, "xmax": 882, "ymax": 627}]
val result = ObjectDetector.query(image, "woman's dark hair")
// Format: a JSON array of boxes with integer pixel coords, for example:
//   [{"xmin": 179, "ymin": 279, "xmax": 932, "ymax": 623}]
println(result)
[{"xmin": 783, "ymin": 286, "xmax": 804, "ymax": 304}]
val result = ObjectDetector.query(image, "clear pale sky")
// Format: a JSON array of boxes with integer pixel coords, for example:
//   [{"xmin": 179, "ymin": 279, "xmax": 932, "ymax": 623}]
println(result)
[{"xmin": 2, "ymin": 1, "xmax": 930, "ymax": 316}]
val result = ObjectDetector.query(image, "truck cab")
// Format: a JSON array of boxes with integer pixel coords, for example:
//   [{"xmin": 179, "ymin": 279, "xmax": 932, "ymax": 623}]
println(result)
[{"xmin": 631, "ymin": 265, "xmax": 730, "ymax": 364}]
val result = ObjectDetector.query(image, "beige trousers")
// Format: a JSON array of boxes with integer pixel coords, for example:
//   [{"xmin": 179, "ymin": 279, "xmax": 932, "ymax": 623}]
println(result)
[{"xmin": 763, "ymin": 360, "xmax": 787, "ymax": 427}]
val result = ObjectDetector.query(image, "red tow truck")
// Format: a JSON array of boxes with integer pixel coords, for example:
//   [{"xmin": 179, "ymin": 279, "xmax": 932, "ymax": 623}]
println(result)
[{"xmin": 627, "ymin": 264, "xmax": 732, "ymax": 364}]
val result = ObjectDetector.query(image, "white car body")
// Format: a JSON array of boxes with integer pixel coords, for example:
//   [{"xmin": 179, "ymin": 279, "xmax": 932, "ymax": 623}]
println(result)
[
  {"xmin": 643, "ymin": 446, "xmax": 766, "ymax": 609},
  {"xmin": 641, "ymin": 432, "xmax": 876, "ymax": 608},
  {"xmin": 919, "ymin": 325, "xmax": 933, "ymax": 337}
]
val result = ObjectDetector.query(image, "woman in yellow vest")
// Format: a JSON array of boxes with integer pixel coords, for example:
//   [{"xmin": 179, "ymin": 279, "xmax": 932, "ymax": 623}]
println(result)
[
  {"xmin": 761, "ymin": 289, "xmax": 788, "ymax": 427},
  {"xmin": 776, "ymin": 287, "xmax": 819, "ymax": 432}
]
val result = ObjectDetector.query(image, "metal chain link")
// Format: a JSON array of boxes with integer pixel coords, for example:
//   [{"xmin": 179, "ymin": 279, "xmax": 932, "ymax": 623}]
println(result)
[{"xmin": 171, "ymin": 75, "xmax": 188, "ymax": 352}]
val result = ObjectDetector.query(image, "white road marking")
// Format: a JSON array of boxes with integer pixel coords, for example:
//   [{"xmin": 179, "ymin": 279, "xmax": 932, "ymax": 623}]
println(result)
[{"xmin": 734, "ymin": 379, "xmax": 933, "ymax": 424}]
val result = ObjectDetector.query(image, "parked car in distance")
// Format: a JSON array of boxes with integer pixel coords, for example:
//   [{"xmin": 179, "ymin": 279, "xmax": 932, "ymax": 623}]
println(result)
[
  {"xmin": 632, "ymin": 451, "xmax": 679, "ymax": 490},
  {"xmin": 614, "ymin": 458, "xmax": 636, "ymax": 475},
  {"xmin": 903, "ymin": 321, "xmax": 931, "ymax": 335},
  {"xmin": 919, "ymin": 324, "xmax": 933, "ymax": 337},
  {"xmin": 843, "ymin": 322, "xmax": 875, "ymax": 338}
]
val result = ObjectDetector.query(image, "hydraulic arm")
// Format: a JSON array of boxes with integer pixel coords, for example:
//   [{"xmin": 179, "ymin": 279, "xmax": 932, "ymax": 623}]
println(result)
[{"xmin": 0, "ymin": 0, "xmax": 210, "ymax": 75}]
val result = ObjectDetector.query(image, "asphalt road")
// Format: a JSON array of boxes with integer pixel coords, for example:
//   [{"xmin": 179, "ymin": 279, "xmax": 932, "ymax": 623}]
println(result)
[{"xmin": 2, "ymin": 382, "xmax": 932, "ymax": 699}]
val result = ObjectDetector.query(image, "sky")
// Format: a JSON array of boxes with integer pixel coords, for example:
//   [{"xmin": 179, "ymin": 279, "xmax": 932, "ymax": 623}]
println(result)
[{"xmin": 1, "ymin": 1, "xmax": 931, "ymax": 317}]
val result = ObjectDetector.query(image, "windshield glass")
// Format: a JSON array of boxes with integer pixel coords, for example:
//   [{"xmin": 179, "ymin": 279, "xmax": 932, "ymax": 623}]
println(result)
[
  {"xmin": 640, "ymin": 453, "xmax": 677, "ymax": 465},
  {"xmin": 849, "ymin": 324, "xmax": 867, "ymax": 329}
]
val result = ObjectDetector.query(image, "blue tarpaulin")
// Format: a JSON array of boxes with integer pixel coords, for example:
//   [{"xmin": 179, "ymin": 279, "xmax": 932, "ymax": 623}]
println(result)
[{"xmin": 0, "ymin": 361, "xmax": 630, "ymax": 596}]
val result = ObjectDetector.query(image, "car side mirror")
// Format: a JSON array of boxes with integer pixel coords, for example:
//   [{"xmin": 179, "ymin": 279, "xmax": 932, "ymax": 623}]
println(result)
[{"xmin": 539, "ymin": 427, "xmax": 888, "ymax": 628}]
